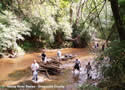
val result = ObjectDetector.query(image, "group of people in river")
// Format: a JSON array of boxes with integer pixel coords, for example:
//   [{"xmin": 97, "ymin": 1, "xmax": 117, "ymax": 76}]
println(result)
[
  {"xmin": 30, "ymin": 49, "xmax": 92, "ymax": 82},
  {"xmin": 92, "ymin": 42, "xmax": 106, "ymax": 53},
  {"xmin": 31, "ymin": 50, "xmax": 62, "ymax": 82},
  {"xmin": 73, "ymin": 59, "xmax": 92, "ymax": 79}
]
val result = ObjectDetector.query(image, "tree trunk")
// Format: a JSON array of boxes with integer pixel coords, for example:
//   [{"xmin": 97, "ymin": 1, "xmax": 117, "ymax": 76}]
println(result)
[
  {"xmin": 70, "ymin": 2, "xmax": 73, "ymax": 24},
  {"xmin": 75, "ymin": 0, "xmax": 82, "ymax": 24},
  {"xmin": 110, "ymin": 0, "xmax": 125, "ymax": 40}
]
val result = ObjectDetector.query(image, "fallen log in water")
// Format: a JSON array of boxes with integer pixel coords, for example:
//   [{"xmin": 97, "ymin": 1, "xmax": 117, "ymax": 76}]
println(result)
[
  {"xmin": 38, "ymin": 54, "xmax": 75, "ymax": 76},
  {"xmin": 38, "ymin": 60, "xmax": 62, "ymax": 76}
]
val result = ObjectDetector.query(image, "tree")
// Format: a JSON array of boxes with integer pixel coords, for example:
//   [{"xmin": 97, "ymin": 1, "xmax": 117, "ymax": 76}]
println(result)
[
  {"xmin": 110, "ymin": 0, "xmax": 125, "ymax": 40},
  {"xmin": 0, "ymin": 11, "xmax": 31, "ymax": 54}
]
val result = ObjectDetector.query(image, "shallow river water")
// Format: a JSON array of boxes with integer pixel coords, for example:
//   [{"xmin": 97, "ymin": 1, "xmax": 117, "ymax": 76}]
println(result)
[{"xmin": 0, "ymin": 48, "xmax": 98, "ymax": 90}]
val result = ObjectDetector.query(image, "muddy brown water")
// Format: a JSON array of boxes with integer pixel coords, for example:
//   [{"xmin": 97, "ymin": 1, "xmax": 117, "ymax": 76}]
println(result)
[{"xmin": 0, "ymin": 48, "xmax": 93, "ymax": 90}]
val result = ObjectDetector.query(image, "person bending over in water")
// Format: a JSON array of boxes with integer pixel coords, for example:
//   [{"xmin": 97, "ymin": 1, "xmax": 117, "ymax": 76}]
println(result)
[
  {"xmin": 73, "ymin": 59, "xmax": 81, "ymax": 72},
  {"xmin": 86, "ymin": 62, "xmax": 92, "ymax": 79}
]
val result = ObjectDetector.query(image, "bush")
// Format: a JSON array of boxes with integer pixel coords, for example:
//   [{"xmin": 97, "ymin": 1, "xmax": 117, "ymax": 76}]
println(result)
[
  {"xmin": 79, "ymin": 84, "xmax": 101, "ymax": 90},
  {"xmin": 0, "ymin": 11, "xmax": 31, "ymax": 54},
  {"xmin": 98, "ymin": 40, "xmax": 125, "ymax": 89},
  {"xmin": 72, "ymin": 23, "xmax": 91, "ymax": 48}
]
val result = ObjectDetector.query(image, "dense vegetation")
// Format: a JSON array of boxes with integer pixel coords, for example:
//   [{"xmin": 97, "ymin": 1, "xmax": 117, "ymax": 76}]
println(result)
[
  {"xmin": 97, "ymin": 0, "xmax": 125, "ymax": 89},
  {"xmin": 0, "ymin": 0, "xmax": 112, "ymax": 54},
  {"xmin": 0, "ymin": 0, "xmax": 125, "ymax": 89},
  {"xmin": 99, "ymin": 40, "xmax": 125, "ymax": 89}
]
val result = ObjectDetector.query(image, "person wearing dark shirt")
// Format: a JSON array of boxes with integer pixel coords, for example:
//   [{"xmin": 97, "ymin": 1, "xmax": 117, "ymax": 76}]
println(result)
[
  {"xmin": 41, "ymin": 52, "xmax": 46, "ymax": 62},
  {"xmin": 102, "ymin": 44, "xmax": 105, "ymax": 51},
  {"xmin": 73, "ymin": 59, "xmax": 81, "ymax": 72},
  {"xmin": 86, "ymin": 62, "xmax": 92, "ymax": 79},
  {"xmin": 97, "ymin": 43, "xmax": 99, "ymax": 47}
]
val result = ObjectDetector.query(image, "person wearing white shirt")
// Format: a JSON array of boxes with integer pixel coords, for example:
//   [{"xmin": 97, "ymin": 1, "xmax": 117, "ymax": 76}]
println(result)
[
  {"xmin": 31, "ymin": 60, "xmax": 39, "ymax": 81},
  {"xmin": 57, "ymin": 50, "xmax": 62, "ymax": 61},
  {"xmin": 31, "ymin": 60, "xmax": 39, "ymax": 72}
]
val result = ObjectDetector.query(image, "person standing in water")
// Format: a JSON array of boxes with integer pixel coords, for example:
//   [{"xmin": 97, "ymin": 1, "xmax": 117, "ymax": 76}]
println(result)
[
  {"xmin": 57, "ymin": 50, "xmax": 62, "ymax": 61},
  {"xmin": 41, "ymin": 51, "xmax": 47, "ymax": 63},
  {"xmin": 73, "ymin": 59, "xmax": 81, "ymax": 72},
  {"xmin": 102, "ymin": 44, "xmax": 105, "ymax": 51},
  {"xmin": 97, "ymin": 43, "xmax": 99, "ymax": 47},
  {"xmin": 31, "ymin": 60, "xmax": 39, "ymax": 81},
  {"xmin": 32, "ymin": 70, "xmax": 38, "ymax": 81},
  {"xmin": 86, "ymin": 62, "xmax": 92, "ymax": 79}
]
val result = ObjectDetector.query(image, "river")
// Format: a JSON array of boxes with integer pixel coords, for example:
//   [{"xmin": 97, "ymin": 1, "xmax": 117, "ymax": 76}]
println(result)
[{"xmin": 0, "ymin": 48, "xmax": 97, "ymax": 90}]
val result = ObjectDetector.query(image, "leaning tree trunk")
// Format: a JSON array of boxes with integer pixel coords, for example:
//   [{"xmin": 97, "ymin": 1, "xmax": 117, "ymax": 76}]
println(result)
[{"xmin": 110, "ymin": 0, "xmax": 125, "ymax": 40}]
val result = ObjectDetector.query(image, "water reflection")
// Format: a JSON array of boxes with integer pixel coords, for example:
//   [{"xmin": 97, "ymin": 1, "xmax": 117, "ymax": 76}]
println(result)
[
  {"xmin": 72, "ymin": 70, "xmax": 80, "ymax": 83},
  {"xmin": 71, "ymin": 60, "xmax": 99, "ymax": 87}
]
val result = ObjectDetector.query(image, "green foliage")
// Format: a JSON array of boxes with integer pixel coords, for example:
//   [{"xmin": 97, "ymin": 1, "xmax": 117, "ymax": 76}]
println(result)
[
  {"xmin": 79, "ymin": 84, "xmax": 101, "ymax": 90},
  {"xmin": 0, "ymin": 0, "xmax": 118, "ymax": 52},
  {"xmin": 0, "ymin": 0, "xmax": 110, "ymax": 50},
  {"xmin": 20, "ymin": 42, "xmax": 34, "ymax": 51},
  {"xmin": 119, "ymin": 0, "xmax": 125, "ymax": 23},
  {"xmin": 72, "ymin": 22, "xmax": 91, "ymax": 47},
  {"xmin": 0, "ymin": 11, "xmax": 31, "ymax": 53},
  {"xmin": 29, "ymin": 16, "xmax": 72, "ymax": 48},
  {"xmin": 0, "ymin": 3, "xmax": 5, "ymax": 15},
  {"xmin": 99, "ymin": 40, "xmax": 125, "ymax": 89},
  {"xmin": 93, "ymin": 1, "xmax": 114, "ymax": 40}
]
